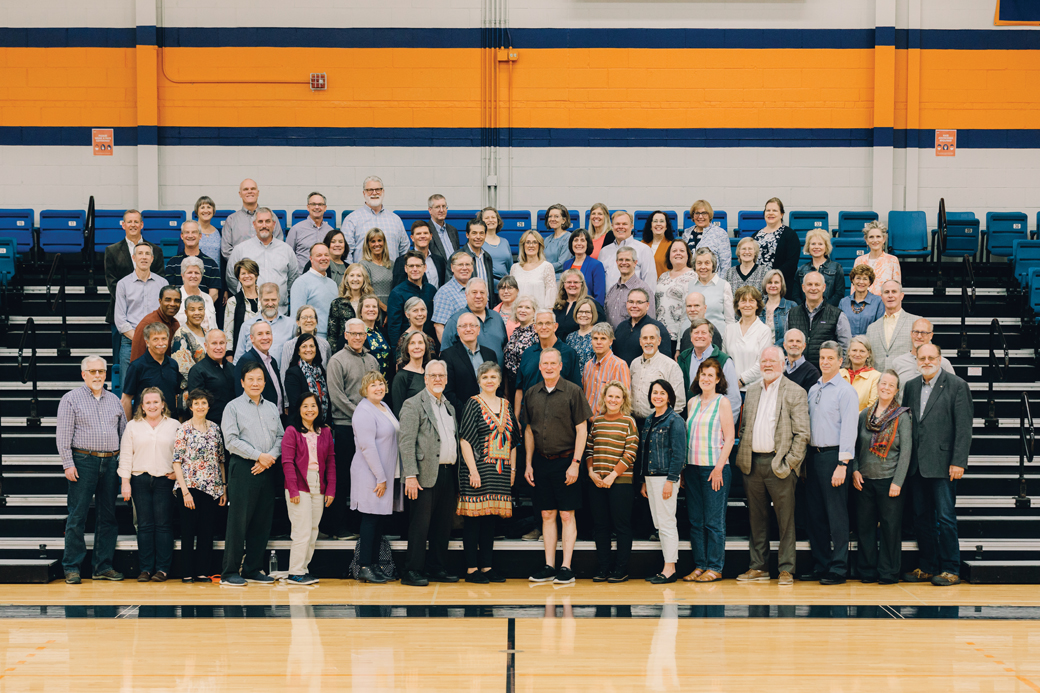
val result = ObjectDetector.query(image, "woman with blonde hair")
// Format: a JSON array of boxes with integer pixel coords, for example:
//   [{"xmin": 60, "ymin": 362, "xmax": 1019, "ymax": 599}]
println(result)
[
  {"xmin": 510, "ymin": 229, "xmax": 557, "ymax": 311},
  {"xmin": 358, "ymin": 294, "xmax": 391, "ymax": 377},
  {"xmin": 760, "ymin": 269, "xmax": 796, "ymax": 346},
  {"xmin": 480, "ymin": 207, "xmax": 514, "ymax": 287},
  {"xmin": 841, "ymin": 335, "xmax": 881, "ymax": 411},
  {"xmin": 360, "ymin": 228, "xmax": 393, "ymax": 305},
  {"xmin": 586, "ymin": 202, "xmax": 613, "ymax": 258},
  {"xmin": 683, "ymin": 199, "xmax": 731, "ymax": 275},
  {"xmin": 564, "ymin": 297, "xmax": 599, "ymax": 374},
  {"xmin": 586, "ymin": 380, "xmax": 639, "ymax": 582},
  {"xmin": 327, "ymin": 263, "xmax": 380, "ymax": 353},
  {"xmin": 724, "ymin": 237, "xmax": 768, "ymax": 292},
  {"xmin": 794, "ymin": 228, "xmax": 846, "ymax": 305},
  {"xmin": 553, "ymin": 269, "xmax": 606, "ymax": 341},
  {"xmin": 504, "ymin": 296, "xmax": 539, "ymax": 385},
  {"xmin": 854, "ymin": 220, "xmax": 902, "ymax": 295},
  {"xmin": 119, "ymin": 387, "xmax": 180, "ymax": 582}
]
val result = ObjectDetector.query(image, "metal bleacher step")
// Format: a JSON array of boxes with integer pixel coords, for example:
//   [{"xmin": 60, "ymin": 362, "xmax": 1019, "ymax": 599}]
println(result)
[
  {"xmin": 0, "ymin": 559, "xmax": 61, "ymax": 584},
  {"xmin": 963, "ymin": 560, "xmax": 1040, "ymax": 584}
]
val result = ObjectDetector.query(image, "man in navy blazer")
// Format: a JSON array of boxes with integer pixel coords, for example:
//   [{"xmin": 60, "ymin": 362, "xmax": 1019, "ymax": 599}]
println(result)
[
  {"xmin": 901, "ymin": 344, "xmax": 972, "ymax": 587},
  {"xmin": 234, "ymin": 321, "xmax": 284, "ymax": 412},
  {"xmin": 441, "ymin": 313, "xmax": 500, "ymax": 415}
]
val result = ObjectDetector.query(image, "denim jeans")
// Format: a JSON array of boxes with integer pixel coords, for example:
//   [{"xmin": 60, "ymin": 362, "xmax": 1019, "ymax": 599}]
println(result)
[
  {"xmin": 912, "ymin": 473, "xmax": 960, "ymax": 575},
  {"xmin": 129, "ymin": 474, "xmax": 175, "ymax": 574},
  {"xmin": 684, "ymin": 464, "xmax": 731, "ymax": 573},
  {"xmin": 63, "ymin": 452, "xmax": 120, "ymax": 575},
  {"xmin": 117, "ymin": 334, "xmax": 133, "ymax": 396}
]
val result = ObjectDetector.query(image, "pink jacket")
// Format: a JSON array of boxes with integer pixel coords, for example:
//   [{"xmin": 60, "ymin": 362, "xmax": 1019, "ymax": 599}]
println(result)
[{"xmin": 281, "ymin": 426, "xmax": 336, "ymax": 499}]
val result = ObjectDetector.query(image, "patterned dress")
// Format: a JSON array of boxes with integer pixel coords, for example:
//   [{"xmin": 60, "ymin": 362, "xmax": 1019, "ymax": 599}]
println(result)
[
  {"xmin": 565, "ymin": 329, "xmax": 594, "ymax": 375},
  {"xmin": 504, "ymin": 324, "xmax": 537, "ymax": 380},
  {"xmin": 365, "ymin": 328, "xmax": 391, "ymax": 376},
  {"xmin": 173, "ymin": 422, "xmax": 226, "ymax": 499},
  {"xmin": 655, "ymin": 268, "xmax": 697, "ymax": 341},
  {"xmin": 171, "ymin": 326, "xmax": 206, "ymax": 389},
  {"xmin": 458, "ymin": 396, "xmax": 518, "ymax": 517},
  {"xmin": 326, "ymin": 298, "xmax": 357, "ymax": 354}
]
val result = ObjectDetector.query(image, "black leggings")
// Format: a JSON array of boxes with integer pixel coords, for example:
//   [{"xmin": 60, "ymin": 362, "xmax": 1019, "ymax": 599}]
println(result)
[
  {"xmin": 463, "ymin": 516, "xmax": 497, "ymax": 569},
  {"xmin": 358, "ymin": 514, "xmax": 384, "ymax": 567},
  {"xmin": 179, "ymin": 490, "xmax": 218, "ymax": 577}
]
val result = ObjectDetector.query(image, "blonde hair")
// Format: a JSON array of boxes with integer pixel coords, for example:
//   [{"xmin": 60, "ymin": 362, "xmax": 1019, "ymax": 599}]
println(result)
[
  {"xmin": 689, "ymin": 199, "xmax": 714, "ymax": 222},
  {"xmin": 572, "ymin": 296, "xmax": 599, "ymax": 324},
  {"xmin": 847, "ymin": 335, "xmax": 875, "ymax": 369},
  {"xmin": 554, "ymin": 269, "xmax": 588, "ymax": 310},
  {"xmin": 359, "ymin": 371, "xmax": 388, "ymax": 399},
  {"xmin": 588, "ymin": 202, "xmax": 612, "ymax": 239},
  {"xmin": 132, "ymin": 387, "xmax": 171, "ymax": 420},
  {"xmin": 340, "ymin": 263, "xmax": 374, "ymax": 299},
  {"xmin": 735, "ymin": 236, "xmax": 761, "ymax": 263},
  {"xmin": 802, "ymin": 228, "xmax": 833, "ymax": 257},
  {"xmin": 761, "ymin": 268, "xmax": 787, "ymax": 297},
  {"xmin": 362, "ymin": 228, "xmax": 391, "ymax": 268},
  {"xmin": 863, "ymin": 219, "xmax": 889, "ymax": 238},
  {"xmin": 600, "ymin": 380, "xmax": 632, "ymax": 416},
  {"xmin": 517, "ymin": 230, "xmax": 546, "ymax": 264}
]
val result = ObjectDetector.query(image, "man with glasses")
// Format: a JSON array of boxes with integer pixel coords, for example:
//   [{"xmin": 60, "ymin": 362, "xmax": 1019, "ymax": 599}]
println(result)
[
  {"xmin": 57, "ymin": 356, "xmax": 128, "ymax": 584},
  {"xmin": 442, "ymin": 312, "xmax": 501, "ymax": 415},
  {"xmin": 221, "ymin": 178, "xmax": 283, "ymax": 260},
  {"xmin": 433, "ymin": 251, "xmax": 475, "ymax": 341},
  {"xmin": 438, "ymin": 278, "xmax": 507, "ymax": 366},
  {"xmin": 285, "ymin": 192, "xmax": 335, "ymax": 272},
  {"xmin": 803, "ymin": 340, "xmax": 859, "ymax": 585},
  {"xmin": 600, "ymin": 211, "xmax": 657, "ymax": 286},
  {"xmin": 165, "ymin": 221, "xmax": 221, "ymax": 302},
  {"xmin": 326, "ymin": 318, "xmax": 380, "ymax": 539},
  {"xmin": 889, "ymin": 318, "xmax": 954, "ymax": 395},
  {"xmin": 514, "ymin": 310, "xmax": 581, "ymax": 415},
  {"xmin": 342, "ymin": 175, "xmax": 409, "ymax": 263},
  {"xmin": 865, "ymin": 280, "xmax": 919, "ymax": 372},
  {"xmin": 613, "ymin": 288, "xmax": 673, "ymax": 363},
  {"xmin": 392, "ymin": 221, "xmax": 446, "ymax": 289},
  {"xmin": 388, "ymin": 250, "xmax": 438, "ymax": 350},
  {"xmin": 426, "ymin": 194, "xmax": 461, "ymax": 263},
  {"xmin": 604, "ymin": 247, "xmax": 656, "ymax": 327}
]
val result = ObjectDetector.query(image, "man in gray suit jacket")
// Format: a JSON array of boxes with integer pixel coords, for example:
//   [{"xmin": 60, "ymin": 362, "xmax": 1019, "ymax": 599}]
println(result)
[
  {"xmin": 901, "ymin": 344, "xmax": 972, "ymax": 586},
  {"xmin": 735, "ymin": 346, "xmax": 811, "ymax": 585},
  {"xmin": 399, "ymin": 360, "xmax": 461, "ymax": 587},
  {"xmin": 864, "ymin": 281, "xmax": 919, "ymax": 372}
]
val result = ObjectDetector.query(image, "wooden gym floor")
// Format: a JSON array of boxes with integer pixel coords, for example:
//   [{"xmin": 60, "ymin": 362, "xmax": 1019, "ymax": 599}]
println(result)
[{"xmin": 2, "ymin": 580, "xmax": 1039, "ymax": 691}]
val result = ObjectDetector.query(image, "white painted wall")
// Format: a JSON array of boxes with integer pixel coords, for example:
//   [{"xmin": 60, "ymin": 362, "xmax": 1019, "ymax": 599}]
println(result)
[{"xmin": 0, "ymin": 146, "xmax": 138, "ymax": 212}]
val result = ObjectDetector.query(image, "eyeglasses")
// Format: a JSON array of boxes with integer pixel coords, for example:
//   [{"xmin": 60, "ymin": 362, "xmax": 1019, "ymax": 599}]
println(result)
[
  {"xmin": 911, "ymin": 330, "xmax": 933, "ymax": 337},
  {"xmin": 84, "ymin": 369, "xmax": 105, "ymax": 375},
  {"xmin": 307, "ymin": 202, "xmax": 326, "ymax": 208},
  {"xmin": 347, "ymin": 331, "xmax": 367, "ymax": 337},
  {"xmin": 427, "ymin": 373, "xmax": 447, "ymax": 380},
  {"xmin": 627, "ymin": 299, "xmax": 648, "ymax": 305},
  {"xmin": 693, "ymin": 212, "xmax": 710, "ymax": 217},
  {"xmin": 364, "ymin": 187, "xmax": 384, "ymax": 194}
]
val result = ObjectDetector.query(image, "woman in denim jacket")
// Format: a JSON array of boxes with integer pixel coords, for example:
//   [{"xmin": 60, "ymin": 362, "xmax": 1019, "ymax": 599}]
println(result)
[{"xmin": 638, "ymin": 379, "xmax": 687, "ymax": 584}]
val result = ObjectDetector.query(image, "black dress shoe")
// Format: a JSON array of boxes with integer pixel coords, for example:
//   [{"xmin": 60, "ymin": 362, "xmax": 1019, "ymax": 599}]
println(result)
[
  {"xmin": 878, "ymin": 577, "xmax": 899, "ymax": 585},
  {"xmin": 649, "ymin": 572, "xmax": 678, "ymax": 584},
  {"xmin": 357, "ymin": 566, "xmax": 388, "ymax": 584},
  {"xmin": 465, "ymin": 571, "xmax": 490, "ymax": 584},
  {"xmin": 483, "ymin": 568, "xmax": 507, "ymax": 583},
  {"xmin": 820, "ymin": 573, "xmax": 847, "ymax": 585},
  {"xmin": 797, "ymin": 572, "xmax": 822, "ymax": 582},
  {"xmin": 860, "ymin": 576, "xmax": 878, "ymax": 584},
  {"xmin": 401, "ymin": 570, "xmax": 429, "ymax": 587},
  {"xmin": 592, "ymin": 570, "xmax": 610, "ymax": 583},
  {"xmin": 427, "ymin": 570, "xmax": 459, "ymax": 583}
]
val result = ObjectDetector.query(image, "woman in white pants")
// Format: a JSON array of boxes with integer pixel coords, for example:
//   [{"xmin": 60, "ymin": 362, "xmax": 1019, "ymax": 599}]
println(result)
[
  {"xmin": 281, "ymin": 393, "xmax": 336, "ymax": 585},
  {"xmin": 638, "ymin": 380, "xmax": 687, "ymax": 584}
]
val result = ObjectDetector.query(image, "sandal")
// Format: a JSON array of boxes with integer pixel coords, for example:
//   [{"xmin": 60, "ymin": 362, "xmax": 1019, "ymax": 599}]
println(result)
[
  {"xmin": 694, "ymin": 570, "xmax": 722, "ymax": 583},
  {"xmin": 682, "ymin": 568, "xmax": 704, "ymax": 582}
]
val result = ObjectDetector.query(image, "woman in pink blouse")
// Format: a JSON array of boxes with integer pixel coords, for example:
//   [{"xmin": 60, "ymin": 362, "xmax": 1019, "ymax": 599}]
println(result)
[{"xmin": 854, "ymin": 220, "xmax": 902, "ymax": 295}]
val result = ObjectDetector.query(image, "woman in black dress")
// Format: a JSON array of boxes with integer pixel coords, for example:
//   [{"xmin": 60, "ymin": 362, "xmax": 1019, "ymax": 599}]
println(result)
[{"xmin": 390, "ymin": 331, "xmax": 434, "ymax": 417}]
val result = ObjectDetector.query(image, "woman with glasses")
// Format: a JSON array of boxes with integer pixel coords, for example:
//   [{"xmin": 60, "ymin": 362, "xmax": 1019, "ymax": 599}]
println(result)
[
  {"xmin": 683, "ymin": 200, "xmax": 730, "ymax": 275},
  {"xmin": 280, "ymin": 305, "xmax": 332, "ymax": 393},
  {"xmin": 510, "ymin": 230, "xmax": 557, "ymax": 312}
]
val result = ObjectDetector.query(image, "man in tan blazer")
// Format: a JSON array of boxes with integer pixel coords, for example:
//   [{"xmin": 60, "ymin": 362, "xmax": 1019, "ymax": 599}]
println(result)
[
  {"xmin": 734, "ymin": 345, "xmax": 811, "ymax": 585},
  {"xmin": 864, "ymin": 280, "xmax": 919, "ymax": 372}
]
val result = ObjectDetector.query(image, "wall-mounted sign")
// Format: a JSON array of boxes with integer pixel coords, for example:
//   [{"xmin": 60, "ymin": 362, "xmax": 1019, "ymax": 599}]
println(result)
[
  {"xmin": 935, "ymin": 130, "xmax": 956, "ymax": 157},
  {"xmin": 93, "ymin": 129, "xmax": 113, "ymax": 156}
]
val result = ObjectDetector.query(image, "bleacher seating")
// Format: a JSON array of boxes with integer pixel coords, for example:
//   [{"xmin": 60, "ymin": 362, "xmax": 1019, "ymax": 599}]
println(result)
[
  {"xmin": 537, "ymin": 207, "xmax": 580, "ymax": 232},
  {"xmin": 836, "ymin": 210, "xmax": 878, "ymax": 236},
  {"xmin": 985, "ymin": 212, "xmax": 1029, "ymax": 261},
  {"xmin": 0, "ymin": 237, "xmax": 16, "ymax": 285},
  {"xmin": 499, "ymin": 210, "xmax": 533, "ymax": 252},
  {"xmin": 683, "ymin": 209, "xmax": 728, "ymax": 231},
  {"xmin": 394, "ymin": 209, "xmax": 480, "ymax": 247},
  {"xmin": 0, "ymin": 209, "xmax": 35, "ymax": 256},
  {"xmin": 39, "ymin": 209, "xmax": 86, "ymax": 254},
  {"xmin": 942, "ymin": 218, "xmax": 981, "ymax": 260},
  {"xmin": 1012, "ymin": 240, "xmax": 1040, "ymax": 289},
  {"xmin": 191, "ymin": 209, "xmax": 235, "ymax": 230},
  {"xmin": 1028, "ymin": 268, "xmax": 1040, "ymax": 319},
  {"xmin": 736, "ymin": 210, "xmax": 765, "ymax": 237},
  {"xmin": 633, "ymin": 210, "xmax": 679, "ymax": 232},
  {"xmin": 93, "ymin": 209, "xmax": 127, "ymax": 252},
  {"xmin": 141, "ymin": 210, "xmax": 186, "ymax": 245},
  {"xmin": 888, "ymin": 211, "xmax": 931, "ymax": 261},
  {"xmin": 829, "ymin": 237, "xmax": 869, "ymax": 270},
  {"xmin": 291, "ymin": 209, "xmax": 337, "ymax": 228},
  {"xmin": 272, "ymin": 209, "xmax": 288, "ymax": 230},
  {"xmin": 788, "ymin": 211, "xmax": 829, "ymax": 243},
  {"xmin": 161, "ymin": 238, "xmax": 181, "ymax": 263}
]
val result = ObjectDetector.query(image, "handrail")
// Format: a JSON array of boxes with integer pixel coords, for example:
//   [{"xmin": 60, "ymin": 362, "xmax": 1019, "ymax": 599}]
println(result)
[
  {"xmin": 985, "ymin": 318, "xmax": 1009, "ymax": 428},
  {"xmin": 16, "ymin": 317, "xmax": 41, "ymax": 427},
  {"xmin": 1016, "ymin": 392, "xmax": 1034, "ymax": 508},
  {"xmin": 958, "ymin": 254, "xmax": 976, "ymax": 358},
  {"xmin": 46, "ymin": 253, "xmax": 70, "ymax": 357},
  {"xmin": 83, "ymin": 195, "xmax": 97, "ymax": 293},
  {"xmin": 934, "ymin": 197, "xmax": 948, "ymax": 296}
]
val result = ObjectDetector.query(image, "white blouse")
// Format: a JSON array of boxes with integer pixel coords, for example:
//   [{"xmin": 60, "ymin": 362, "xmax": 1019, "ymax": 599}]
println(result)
[
  {"xmin": 722, "ymin": 319, "xmax": 775, "ymax": 391},
  {"xmin": 119, "ymin": 417, "xmax": 180, "ymax": 478},
  {"xmin": 509, "ymin": 260, "xmax": 557, "ymax": 313},
  {"xmin": 175, "ymin": 287, "xmax": 217, "ymax": 333}
]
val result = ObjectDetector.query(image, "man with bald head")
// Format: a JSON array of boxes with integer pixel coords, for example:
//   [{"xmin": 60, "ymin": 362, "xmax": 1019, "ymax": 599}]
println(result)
[
  {"xmin": 786, "ymin": 270, "xmax": 851, "ymax": 369},
  {"xmin": 783, "ymin": 328, "xmax": 821, "ymax": 393},
  {"xmin": 188, "ymin": 329, "xmax": 235, "ymax": 422},
  {"xmin": 221, "ymin": 178, "xmax": 283, "ymax": 259},
  {"xmin": 734, "ymin": 346, "xmax": 810, "ymax": 585},
  {"xmin": 865, "ymin": 280, "xmax": 919, "ymax": 372},
  {"xmin": 679, "ymin": 291, "xmax": 723, "ymax": 352},
  {"xmin": 889, "ymin": 318, "xmax": 954, "ymax": 394},
  {"xmin": 442, "ymin": 312, "xmax": 500, "ymax": 415}
]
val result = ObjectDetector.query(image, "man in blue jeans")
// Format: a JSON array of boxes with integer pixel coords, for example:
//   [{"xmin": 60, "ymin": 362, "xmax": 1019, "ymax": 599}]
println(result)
[{"xmin": 56, "ymin": 356, "xmax": 128, "ymax": 584}]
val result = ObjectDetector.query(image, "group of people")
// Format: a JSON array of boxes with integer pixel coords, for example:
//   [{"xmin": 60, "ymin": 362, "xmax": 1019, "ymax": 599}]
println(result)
[{"xmin": 57, "ymin": 181, "xmax": 969, "ymax": 587}]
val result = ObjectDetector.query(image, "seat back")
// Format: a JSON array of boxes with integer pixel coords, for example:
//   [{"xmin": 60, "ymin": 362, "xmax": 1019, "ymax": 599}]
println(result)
[
  {"xmin": 141, "ymin": 210, "xmax": 187, "ymax": 245},
  {"xmin": 887, "ymin": 211, "xmax": 929, "ymax": 257},
  {"xmin": 192, "ymin": 209, "xmax": 235, "ymax": 231},
  {"xmin": 788, "ymin": 210, "xmax": 829, "ymax": 234},
  {"xmin": 986, "ymin": 212, "xmax": 1029, "ymax": 258},
  {"xmin": 736, "ymin": 211, "xmax": 765, "ymax": 237},
  {"xmin": 729, "ymin": 237, "xmax": 739, "ymax": 265},
  {"xmin": 837, "ymin": 211, "xmax": 879, "ymax": 236},
  {"xmin": 496, "ymin": 210, "xmax": 533, "ymax": 254},
  {"xmin": 1012, "ymin": 240, "xmax": 1040, "ymax": 287},
  {"xmin": 829, "ymin": 237, "xmax": 870, "ymax": 269},
  {"xmin": 683, "ymin": 209, "xmax": 727, "ymax": 231},
  {"xmin": 291, "ymin": 209, "xmax": 337, "ymax": 228},
  {"xmin": 0, "ymin": 209, "xmax": 35, "ymax": 254},
  {"xmin": 93, "ymin": 209, "xmax": 128, "ymax": 251},
  {"xmin": 941, "ymin": 218, "xmax": 980, "ymax": 258},
  {"xmin": 39, "ymin": 209, "xmax": 86, "ymax": 253},
  {"xmin": 0, "ymin": 237, "xmax": 16, "ymax": 285},
  {"xmin": 271, "ymin": 209, "xmax": 287, "ymax": 231},
  {"xmin": 633, "ymin": 210, "xmax": 679, "ymax": 232},
  {"xmin": 1029, "ymin": 268, "xmax": 1040, "ymax": 316}
]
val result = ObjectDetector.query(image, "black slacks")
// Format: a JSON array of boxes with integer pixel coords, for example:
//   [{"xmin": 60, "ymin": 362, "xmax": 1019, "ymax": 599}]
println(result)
[
  {"xmin": 805, "ymin": 449, "xmax": 850, "ymax": 577},
  {"xmin": 179, "ymin": 490, "xmax": 219, "ymax": 577},
  {"xmin": 856, "ymin": 476, "xmax": 904, "ymax": 581},
  {"xmin": 587, "ymin": 481, "xmax": 634, "ymax": 574},
  {"xmin": 221, "ymin": 455, "xmax": 274, "ymax": 579},
  {"xmin": 405, "ymin": 464, "xmax": 457, "ymax": 574},
  {"xmin": 463, "ymin": 516, "xmax": 496, "ymax": 569}
]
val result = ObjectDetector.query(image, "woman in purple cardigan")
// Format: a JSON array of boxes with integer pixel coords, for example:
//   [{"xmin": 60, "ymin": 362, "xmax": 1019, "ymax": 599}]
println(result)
[
  {"xmin": 350, "ymin": 371, "xmax": 404, "ymax": 583},
  {"xmin": 281, "ymin": 393, "xmax": 336, "ymax": 585}
]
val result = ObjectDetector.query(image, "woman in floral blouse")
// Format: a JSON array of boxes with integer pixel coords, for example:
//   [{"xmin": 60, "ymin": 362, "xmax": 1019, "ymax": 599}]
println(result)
[{"xmin": 172, "ymin": 388, "xmax": 226, "ymax": 583}]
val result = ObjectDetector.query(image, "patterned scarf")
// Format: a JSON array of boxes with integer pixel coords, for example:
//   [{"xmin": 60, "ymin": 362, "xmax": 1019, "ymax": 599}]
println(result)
[
  {"xmin": 299, "ymin": 360, "xmax": 330, "ymax": 413},
  {"xmin": 866, "ymin": 401, "xmax": 909, "ymax": 458},
  {"xmin": 477, "ymin": 396, "xmax": 513, "ymax": 474}
]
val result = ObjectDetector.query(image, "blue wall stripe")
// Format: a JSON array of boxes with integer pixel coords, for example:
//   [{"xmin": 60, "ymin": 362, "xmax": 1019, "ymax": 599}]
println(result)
[
  {"xmin": 5, "ymin": 126, "xmax": 1040, "ymax": 149},
  {"xmin": 3, "ymin": 26, "xmax": 1040, "ymax": 50}
]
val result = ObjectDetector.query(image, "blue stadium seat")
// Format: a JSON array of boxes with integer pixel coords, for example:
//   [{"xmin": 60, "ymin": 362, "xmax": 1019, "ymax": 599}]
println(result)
[
  {"xmin": 291, "ymin": 209, "xmax": 337, "ymax": 228},
  {"xmin": 339, "ymin": 210, "xmax": 355, "ymax": 225},
  {"xmin": 888, "ymin": 211, "xmax": 930, "ymax": 260},
  {"xmin": 830, "ymin": 237, "xmax": 869, "ymax": 270},
  {"xmin": 394, "ymin": 210, "xmax": 480, "ymax": 247},
  {"xmin": 941, "ymin": 218, "xmax": 981, "ymax": 259},
  {"xmin": 272, "ymin": 209, "xmax": 287, "ymax": 230},
  {"xmin": 141, "ymin": 210, "xmax": 186, "ymax": 245},
  {"xmin": 986, "ymin": 212, "xmax": 1029, "ymax": 261},
  {"xmin": 1012, "ymin": 240, "xmax": 1040, "ymax": 289},
  {"xmin": 736, "ymin": 211, "xmax": 765, "ymax": 237},
  {"xmin": 40, "ymin": 209, "xmax": 86, "ymax": 254},
  {"xmin": 94, "ymin": 209, "xmax": 127, "ymax": 252},
  {"xmin": 634, "ymin": 210, "xmax": 679, "ymax": 232},
  {"xmin": 683, "ymin": 209, "xmax": 728, "ymax": 231},
  {"xmin": 836, "ymin": 211, "xmax": 879, "ymax": 237},
  {"xmin": 0, "ymin": 238, "xmax": 16, "ymax": 285},
  {"xmin": 161, "ymin": 238, "xmax": 181, "ymax": 263},
  {"xmin": 538, "ymin": 207, "xmax": 580, "ymax": 232},
  {"xmin": 0, "ymin": 209, "xmax": 35, "ymax": 255},
  {"xmin": 729, "ymin": 237, "xmax": 739, "ymax": 265},
  {"xmin": 498, "ymin": 210, "xmax": 533, "ymax": 254},
  {"xmin": 1028, "ymin": 268, "xmax": 1040, "ymax": 318},
  {"xmin": 192, "ymin": 209, "xmax": 235, "ymax": 231},
  {"xmin": 789, "ymin": 211, "xmax": 829, "ymax": 234}
]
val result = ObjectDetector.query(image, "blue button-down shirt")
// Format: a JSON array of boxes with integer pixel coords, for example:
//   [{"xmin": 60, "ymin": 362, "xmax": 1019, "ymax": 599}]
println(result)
[
  {"xmin": 439, "ymin": 307, "xmax": 507, "ymax": 366},
  {"xmin": 342, "ymin": 206, "xmax": 409, "ymax": 264},
  {"xmin": 56, "ymin": 386, "xmax": 127, "ymax": 469},
  {"xmin": 807, "ymin": 374, "xmax": 859, "ymax": 460},
  {"xmin": 114, "ymin": 273, "xmax": 169, "ymax": 335},
  {"xmin": 221, "ymin": 393, "xmax": 285, "ymax": 461},
  {"xmin": 431, "ymin": 220, "xmax": 456, "ymax": 259},
  {"xmin": 432, "ymin": 278, "xmax": 468, "ymax": 325},
  {"xmin": 786, "ymin": 356, "xmax": 806, "ymax": 373}
]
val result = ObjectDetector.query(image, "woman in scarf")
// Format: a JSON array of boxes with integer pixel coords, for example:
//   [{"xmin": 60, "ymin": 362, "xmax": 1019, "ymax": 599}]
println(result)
[
  {"xmin": 283, "ymin": 334, "xmax": 331, "ymax": 415},
  {"xmin": 852, "ymin": 370, "xmax": 912, "ymax": 585}
]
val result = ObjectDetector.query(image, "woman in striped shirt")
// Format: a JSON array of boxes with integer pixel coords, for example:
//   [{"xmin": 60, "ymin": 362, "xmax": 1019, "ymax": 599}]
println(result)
[
  {"xmin": 585, "ymin": 381, "xmax": 640, "ymax": 583},
  {"xmin": 682, "ymin": 358, "xmax": 735, "ymax": 583}
]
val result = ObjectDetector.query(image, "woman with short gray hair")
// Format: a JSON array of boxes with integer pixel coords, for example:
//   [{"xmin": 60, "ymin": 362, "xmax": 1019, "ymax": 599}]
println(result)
[{"xmin": 175, "ymin": 256, "xmax": 217, "ymax": 331}]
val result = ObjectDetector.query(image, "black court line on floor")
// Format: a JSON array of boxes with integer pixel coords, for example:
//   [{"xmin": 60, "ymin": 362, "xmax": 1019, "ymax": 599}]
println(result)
[{"xmin": 1, "ymin": 605, "xmax": 1038, "ymax": 620}]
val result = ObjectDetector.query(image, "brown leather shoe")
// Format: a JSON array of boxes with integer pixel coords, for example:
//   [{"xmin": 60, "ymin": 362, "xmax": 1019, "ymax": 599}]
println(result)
[
  {"xmin": 736, "ymin": 569, "xmax": 771, "ymax": 582},
  {"xmin": 930, "ymin": 572, "xmax": 961, "ymax": 586},
  {"xmin": 150, "ymin": 571, "xmax": 168, "ymax": 582},
  {"xmin": 903, "ymin": 568, "xmax": 934, "ymax": 583},
  {"xmin": 778, "ymin": 571, "xmax": 794, "ymax": 585},
  {"xmin": 694, "ymin": 570, "xmax": 723, "ymax": 583},
  {"xmin": 682, "ymin": 568, "xmax": 705, "ymax": 582},
  {"xmin": 137, "ymin": 571, "xmax": 152, "ymax": 582}
]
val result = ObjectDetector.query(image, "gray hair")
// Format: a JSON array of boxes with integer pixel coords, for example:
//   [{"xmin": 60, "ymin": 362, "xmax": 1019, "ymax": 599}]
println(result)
[
  {"xmin": 639, "ymin": 323, "xmax": 661, "ymax": 339},
  {"xmin": 515, "ymin": 295, "xmax": 539, "ymax": 313},
  {"xmin": 689, "ymin": 317, "xmax": 715, "ymax": 337},
  {"xmin": 259, "ymin": 282, "xmax": 280, "ymax": 297},
  {"xmin": 255, "ymin": 206, "xmax": 273, "ymax": 220},
  {"xmin": 143, "ymin": 322, "xmax": 170, "ymax": 340},
  {"xmin": 694, "ymin": 246, "xmax": 718, "ymax": 272},
  {"xmin": 344, "ymin": 318, "xmax": 366, "ymax": 332},
  {"xmin": 881, "ymin": 279, "xmax": 903, "ymax": 291},
  {"xmin": 848, "ymin": 335, "xmax": 875, "ymax": 368},
  {"xmin": 180, "ymin": 220, "xmax": 200, "ymax": 233},
  {"xmin": 476, "ymin": 361, "xmax": 502, "ymax": 380},
  {"xmin": 760, "ymin": 345, "xmax": 784, "ymax": 362},
  {"xmin": 784, "ymin": 328, "xmax": 806, "ymax": 342},
  {"xmin": 802, "ymin": 270, "xmax": 824, "ymax": 287},
  {"xmin": 295, "ymin": 304, "xmax": 317, "ymax": 321},
  {"xmin": 180, "ymin": 256, "xmax": 205, "ymax": 275},
  {"xmin": 307, "ymin": 191, "xmax": 327, "ymax": 204},
  {"xmin": 427, "ymin": 193, "xmax": 445, "ymax": 207},
  {"xmin": 249, "ymin": 320, "xmax": 272, "ymax": 337},
  {"xmin": 615, "ymin": 246, "xmax": 637, "ymax": 262},
  {"xmin": 539, "ymin": 347, "xmax": 562, "ymax": 363},
  {"xmin": 627, "ymin": 287, "xmax": 649, "ymax": 302},
  {"xmin": 819, "ymin": 340, "xmax": 844, "ymax": 361},
  {"xmin": 863, "ymin": 219, "xmax": 888, "ymax": 235},
  {"xmin": 590, "ymin": 322, "xmax": 615, "ymax": 340},
  {"xmin": 465, "ymin": 277, "xmax": 488, "ymax": 293},
  {"xmin": 880, "ymin": 368, "xmax": 901, "ymax": 403},
  {"xmin": 426, "ymin": 359, "xmax": 448, "ymax": 373},
  {"xmin": 363, "ymin": 175, "xmax": 384, "ymax": 189},
  {"xmin": 183, "ymin": 295, "xmax": 206, "ymax": 310},
  {"xmin": 403, "ymin": 296, "xmax": 426, "ymax": 314},
  {"xmin": 80, "ymin": 355, "xmax": 107, "ymax": 371}
]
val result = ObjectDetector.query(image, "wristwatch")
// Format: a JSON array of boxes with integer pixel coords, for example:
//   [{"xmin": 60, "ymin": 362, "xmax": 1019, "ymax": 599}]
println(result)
[{"xmin": 837, "ymin": 461, "xmax": 848, "ymax": 467}]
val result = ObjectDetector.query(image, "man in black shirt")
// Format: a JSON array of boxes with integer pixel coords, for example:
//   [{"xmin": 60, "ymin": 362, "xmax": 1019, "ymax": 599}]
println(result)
[
  {"xmin": 613, "ymin": 288, "xmax": 673, "ymax": 363},
  {"xmin": 187, "ymin": 329, "xmax": 235, "ymax": 423},
  {"xmin": 121, "ymin": 322, "xmax": 180, "ymax": 419},
  {"xmin": 783, "ymin": 328, "xmax": 821, "ymax": 393}
]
